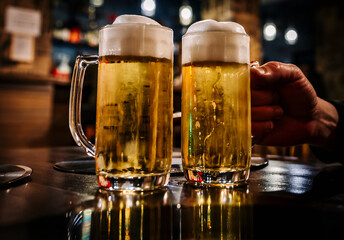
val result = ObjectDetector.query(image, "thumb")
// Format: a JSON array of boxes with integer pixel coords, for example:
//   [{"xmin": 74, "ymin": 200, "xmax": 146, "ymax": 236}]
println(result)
[
  {"xmin": 251, "ymin": 61, "xmax": 304, "ymax": 90},
  {"xmin": 250, "ymin": 63, "xmax": 274, "ymax": 90}
]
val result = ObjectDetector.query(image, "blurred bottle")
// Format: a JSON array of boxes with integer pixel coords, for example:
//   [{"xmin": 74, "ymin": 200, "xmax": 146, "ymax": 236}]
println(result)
[{"xmin": 52, "ymin": 54, "xmax": 71, "ymax": 80}]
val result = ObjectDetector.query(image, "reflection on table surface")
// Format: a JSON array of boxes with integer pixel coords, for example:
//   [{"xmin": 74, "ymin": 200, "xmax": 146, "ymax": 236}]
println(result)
[
  {"xmin": 69, "ymin": 186, "xmax": 253, "ymax": 240},
  {"xmin": 1, "ymin": 147, "xmax": 344, "ymax": 239},
  {"xmin": 180, "ymin": 186, "xmax": 252, "ymax": 240},
  {"xmin": 70, "ymin": 188, "xmax": 173, "ymax": 240}
]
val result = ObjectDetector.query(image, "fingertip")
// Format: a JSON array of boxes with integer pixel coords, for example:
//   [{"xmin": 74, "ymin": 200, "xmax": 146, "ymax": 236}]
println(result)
[
  {"xmin": 263, "ymin": 61, "xmax": 281, "ymax": 70},
  {"xmin": 251, "ymin": 121, "xmax": 274, "ymax": 137},
  {"xmin": 251, "ymin": 66, "xmax": 266, "ymax": 75},
  {"xmin": 264, "ymin": 121, "xmax": 274, "ymax": 132},
  {"xmin": 273, "ymin": 106, "xmax": 284, "ymax": 119},
  {"xmin": 257, "ymin": 66, "xmax": 266, "ymax": 74},
  {"xmin": 251, "ymin": 67, "xmax": 268, "ymax": 89}
]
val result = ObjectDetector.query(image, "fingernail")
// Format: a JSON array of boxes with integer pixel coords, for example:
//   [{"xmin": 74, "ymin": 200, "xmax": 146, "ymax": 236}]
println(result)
[
  {"xmin": 274, "ymin": 107, "xmax": 283, "ymax": 119},
  {"xmin": 256, "ymin": 67, "xmax": 266, "ymax": 74}
]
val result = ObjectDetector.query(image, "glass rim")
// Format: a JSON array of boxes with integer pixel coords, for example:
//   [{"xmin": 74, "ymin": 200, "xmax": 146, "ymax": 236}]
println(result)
[
  {"xmin": 100, "ymin": 23, "xmax": 173, "ymax": 33},
  {"xmin": 182, "ymin": 30, "xmax": 249, "ymax": 39}
]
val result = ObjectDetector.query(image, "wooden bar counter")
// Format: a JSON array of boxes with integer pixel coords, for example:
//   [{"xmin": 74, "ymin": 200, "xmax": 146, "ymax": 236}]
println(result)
[{"xmin": 1, "ymin": 147, "xmax": 344, "ymax": 239}]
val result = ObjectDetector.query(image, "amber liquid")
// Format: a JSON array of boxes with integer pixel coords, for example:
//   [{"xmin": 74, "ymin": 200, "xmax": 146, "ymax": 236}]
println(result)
[
  {"xmin": 182, "ymin": 62, "xmax": 251, "ymax": 173},
  {"xmin": 96, "ymin": 55, "xmax": 173, "ymax": 178}
]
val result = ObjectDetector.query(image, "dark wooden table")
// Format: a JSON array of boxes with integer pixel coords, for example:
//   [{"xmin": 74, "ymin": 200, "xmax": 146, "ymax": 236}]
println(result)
[{"xmin": 1, "ymin": 147, "xmax": 344, "ymax": 239}]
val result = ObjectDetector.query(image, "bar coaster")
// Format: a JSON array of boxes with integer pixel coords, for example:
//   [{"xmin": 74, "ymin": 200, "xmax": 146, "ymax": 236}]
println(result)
[
  {"xmin": 54, "ymin": 158, "xmax": 95, "ymax": 175},
  {"xmin": 53, "ymin": 159, "xmax": 184, "ymax": 176},
  {"xmin": 0, "ymin": 164, "xmax": 32, "ymax": 188},
  {"xmin": 251, "ymin": 156, "xmax": 269, "ymax": 170},
  {"xmin": 53, "ymin": 155, "xmax": 268, "ymax": 176}
]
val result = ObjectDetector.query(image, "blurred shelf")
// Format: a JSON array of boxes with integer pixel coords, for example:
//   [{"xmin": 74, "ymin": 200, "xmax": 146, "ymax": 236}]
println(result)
[{"xmin": 0, "ymin": 72, "xmax": 70, "ymax": 86}]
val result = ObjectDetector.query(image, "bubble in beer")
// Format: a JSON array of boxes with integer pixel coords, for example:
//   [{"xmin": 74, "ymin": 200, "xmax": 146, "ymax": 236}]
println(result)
[
  {"xmin": 99, "ymin": 15, "xmax": 173, "ymax": 59},
  {"xmin": 182, "ymin": 19, "xmax": 249, "ymax": 64}
]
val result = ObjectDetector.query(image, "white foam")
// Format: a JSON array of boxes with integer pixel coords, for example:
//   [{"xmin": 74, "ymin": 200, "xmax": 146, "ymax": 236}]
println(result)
[
  {"xmin": 182, "ymin": 20, "xmax": 249, "ymax": 64},
  {"xmin": 99, "ymin": 15, "xmax": 173, "ymax": 59}
]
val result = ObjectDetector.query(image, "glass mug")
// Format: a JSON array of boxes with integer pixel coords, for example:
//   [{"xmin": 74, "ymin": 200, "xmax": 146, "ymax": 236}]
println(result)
[
  {"xmin": 69, "ymin": 15, "xmax": 174, "ymax": 190},
  {"xmin": 181, "ymin": 20, "xmax": 251, "ymax": 187}
]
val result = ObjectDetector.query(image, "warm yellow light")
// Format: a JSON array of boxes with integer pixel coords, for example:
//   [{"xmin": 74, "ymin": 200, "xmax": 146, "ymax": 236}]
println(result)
[
  {"xmin": 179, "ymin": 5, "xmax": 193, "ymax": 26},
  {"xmin": 285, "ymin": 27, "xmax": 298, "ymax": 45},
  {"xmin": 263, "ymin": 22, "xmax": 276, "ymax": 41},
  {"xmin": 141, "ymin": 0, "xmax": 156, "ymax": 17}
]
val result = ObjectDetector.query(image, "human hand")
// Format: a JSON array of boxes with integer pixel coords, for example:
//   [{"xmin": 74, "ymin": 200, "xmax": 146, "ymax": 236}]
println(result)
[{"xmin": 251, "ymin": 61, "xmax": 338, "ymax": 148}]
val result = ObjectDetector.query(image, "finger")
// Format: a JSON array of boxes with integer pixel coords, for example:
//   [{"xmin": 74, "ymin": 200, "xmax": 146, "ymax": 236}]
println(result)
[
  {"xmin": 251, "ymin": 121, "xmax": 274, "ymax": 137},
  {"xmin": 251, "ymin": 106, "xmax": 283, "ymax": 121},
  {"xmin": 250, "ymin": 61, "xmax": 305, "ymax": 89},
  {"xmin": 251, "ymin": 89, "xmax": 279, "ymax": 106}
]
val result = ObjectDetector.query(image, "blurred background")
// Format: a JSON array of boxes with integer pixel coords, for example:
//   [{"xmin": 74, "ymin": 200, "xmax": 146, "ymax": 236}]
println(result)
[{"xmin": 0, "ymin": 0, "xmax": 343, "ymax": 159}]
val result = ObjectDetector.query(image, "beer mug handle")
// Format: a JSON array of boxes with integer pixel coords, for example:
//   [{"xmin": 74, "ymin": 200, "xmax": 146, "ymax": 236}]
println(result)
[{"xmin": 69, "ymin": 55, "xmax": 98, "ymax": 157}]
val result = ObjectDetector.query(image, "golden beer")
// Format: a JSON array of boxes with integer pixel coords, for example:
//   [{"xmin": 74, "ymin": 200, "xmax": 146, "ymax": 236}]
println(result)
[
  {"xmin": 96, "ymin": 55, "xmax": 173, "ymax": 182},
  {"xmin": 182, "ymin": 62, "xmax": 251, "ymax": 181},
  {"xmin": 181, "ymin": 20, "xmax": 251, "ymax": 186}
]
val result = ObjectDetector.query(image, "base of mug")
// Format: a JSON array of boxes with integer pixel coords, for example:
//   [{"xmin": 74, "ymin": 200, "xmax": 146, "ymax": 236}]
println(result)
[
  {"xmin": 183, "ymin": 168, "xmax": 250, "ymax": 188},
  {"xmin": 97, "ymin": 173, "xmax": 170, "ymax": 191}
]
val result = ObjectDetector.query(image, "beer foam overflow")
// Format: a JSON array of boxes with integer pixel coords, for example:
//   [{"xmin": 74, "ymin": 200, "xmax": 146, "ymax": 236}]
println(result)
[
  {"xmin": 99, "ymin": 15, "xmax": 173, "ymax": 60},
  {"xmin": 182, "ymin": 20, "xmax": 250, "ymax": 64}
]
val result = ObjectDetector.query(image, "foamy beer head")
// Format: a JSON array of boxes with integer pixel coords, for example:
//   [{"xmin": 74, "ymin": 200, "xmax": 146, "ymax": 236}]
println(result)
[
  {"xmin": 182, "ymin": 20, "xmax": 249, "ymax": 64},
  {"xmin": 99, "ymin": 15, "xmax": 173, "ymax": 60}
]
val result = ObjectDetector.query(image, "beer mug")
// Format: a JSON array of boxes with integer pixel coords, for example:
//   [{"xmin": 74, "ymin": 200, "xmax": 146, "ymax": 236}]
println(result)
[
  {"xmin": 181, "ymin": 20, "xmax": 251, "ymax": 186},
  {"xmin": 69, "ymin": 15, "xmax": 174, "ymax": 190}
]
